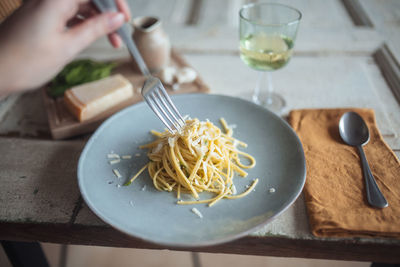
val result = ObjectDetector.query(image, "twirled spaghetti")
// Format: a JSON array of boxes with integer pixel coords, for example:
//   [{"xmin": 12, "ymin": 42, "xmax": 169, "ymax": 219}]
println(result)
[{"xmin": 125, "ymin": 118, "xmax": 257, "ymax": 207}]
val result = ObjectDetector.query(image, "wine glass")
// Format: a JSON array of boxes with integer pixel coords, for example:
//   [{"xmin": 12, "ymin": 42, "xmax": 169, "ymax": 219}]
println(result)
[{"xmin": 239, "ymin": 3, "xmax": 301, "ymax": 113}]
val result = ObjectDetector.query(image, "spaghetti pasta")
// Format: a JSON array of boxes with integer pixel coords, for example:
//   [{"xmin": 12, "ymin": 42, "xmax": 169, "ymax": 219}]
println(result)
[{"xmin": 126, "ymin": 118, "xmax": 257, "ymax": 207}]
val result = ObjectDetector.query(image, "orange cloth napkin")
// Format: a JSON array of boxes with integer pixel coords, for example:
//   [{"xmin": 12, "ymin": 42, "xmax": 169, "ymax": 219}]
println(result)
[{"xmin": 288, "ymin": 108, "xmax": 400, "ymax": 238}]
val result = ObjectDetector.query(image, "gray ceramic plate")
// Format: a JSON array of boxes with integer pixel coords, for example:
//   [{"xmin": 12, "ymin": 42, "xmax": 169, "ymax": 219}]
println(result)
[{"xmin": 78, "ymin": 94, "xmax": 306, "ymax": 247}]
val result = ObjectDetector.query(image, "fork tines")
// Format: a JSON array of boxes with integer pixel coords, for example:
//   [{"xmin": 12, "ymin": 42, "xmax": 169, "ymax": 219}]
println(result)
[{"xmin": 142, "ymin": 77, "xmax": 185, "ymax": 133}]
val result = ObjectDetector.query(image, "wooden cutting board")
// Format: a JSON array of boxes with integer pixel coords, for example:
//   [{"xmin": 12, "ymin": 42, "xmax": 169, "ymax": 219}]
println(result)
[{"xmin": 42, "ymin": 50, "xmax": 209, "ymax": 140}]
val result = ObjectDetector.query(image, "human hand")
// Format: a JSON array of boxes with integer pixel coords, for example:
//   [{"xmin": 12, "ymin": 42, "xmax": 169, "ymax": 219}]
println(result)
[{"xmin": 0, "ymin": 0, "xmax": 131, "ymax": 97}]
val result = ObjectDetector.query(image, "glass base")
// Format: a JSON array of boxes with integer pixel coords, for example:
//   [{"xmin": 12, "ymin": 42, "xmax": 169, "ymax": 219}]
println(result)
[{"xmin": 254, "ymin": 92, "xmax": 286, "ymax": 113}]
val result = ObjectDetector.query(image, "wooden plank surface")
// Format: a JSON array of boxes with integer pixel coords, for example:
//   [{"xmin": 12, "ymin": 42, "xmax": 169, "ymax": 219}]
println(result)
[
  {"xmin": 126, "ymin": 0, "xmax": 354, "ymax": 29},
  {"xmin": 364, "ymin": 52, "xmax": 400, "ymax": 143},
  {"xmin": 0, "ymin": 93, "xmax": 21, "ymax": 123},
  {"xmin": 196, "ymin": 0, "xmax": 354, "ymax": 28},
  {"xmin": 373, "ymin": 45, "xmax": 400, "ymax": 106},
  {"xmin": 341, "ymin": 0, "xmax": 374, "ymax": 27},
  {"xmin": 0, "ymin": 90, "xmax": 53, "ymax": 139},
  {"xmin": 128, "ymin": 0, "xmax": 195, "ymax": 25},
  {"xmin": 195, "ymin": 0, "xmax": 243, "ymax": 27},
  {"xmin": 169, "ymin": 26, "xmax": 382, "ymax": 55},
  {"xmin": 182, "ymin": 54, "xmax": 399, "ymax": 142},
  {"xmin": 79, "ymin": 25, "xmax": 382, "ymax": 61},
  {"xmin": 359, "ymin": 0, "xmax": 400, "ymax": 61},
  {"xmin": 1, "ymin": 0, "xmax": 400, "ymax": 262},
  {"xmin": 0, "ymin": 138, "xmax": 84, "ymax": 223}
]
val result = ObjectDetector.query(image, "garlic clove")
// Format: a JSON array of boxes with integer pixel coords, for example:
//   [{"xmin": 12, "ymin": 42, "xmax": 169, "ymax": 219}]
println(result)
[
  {"xmin": 176, "ymin": 67, "xmax": 197, "ymax": 84},
  {"xmin": 159, "ymin": 66, "xmax": 177, "ymax": 85}
]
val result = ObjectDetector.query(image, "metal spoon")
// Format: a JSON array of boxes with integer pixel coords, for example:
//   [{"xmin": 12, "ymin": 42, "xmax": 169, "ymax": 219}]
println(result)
[{"xmin": 339, "ymin": 111, "xmax": 388, "ymax": 208}]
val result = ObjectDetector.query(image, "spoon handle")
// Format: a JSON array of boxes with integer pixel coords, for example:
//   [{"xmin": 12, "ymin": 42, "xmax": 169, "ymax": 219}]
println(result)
[{"xmin": 357, "ymin": 146, "xmax": 388, "ymax": 208}]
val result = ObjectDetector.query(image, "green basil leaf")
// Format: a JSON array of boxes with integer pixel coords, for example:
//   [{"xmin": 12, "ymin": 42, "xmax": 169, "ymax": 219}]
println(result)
[{"xmin": 48, "ymin": 59, "xmax": 117, "ymax": 98}]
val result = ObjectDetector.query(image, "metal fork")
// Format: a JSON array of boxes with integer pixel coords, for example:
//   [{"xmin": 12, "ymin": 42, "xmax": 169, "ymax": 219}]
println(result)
[
  {"xmin": 141, "ymin": 77, "xmax": 185, "ymax": 132},
  {"xmin": 92, "ymin": 0, "xmax": 185, "ymax": 133}
]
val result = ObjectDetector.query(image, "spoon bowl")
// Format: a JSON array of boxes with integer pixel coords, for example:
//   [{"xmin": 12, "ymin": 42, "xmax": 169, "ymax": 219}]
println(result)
[
  {"xmin": 338, "ymin": 112, "xmax": 388, "ymax": 208},
  {"xmin": 339, "ymin": 112, "xmax": 370, "ymax": 146}
]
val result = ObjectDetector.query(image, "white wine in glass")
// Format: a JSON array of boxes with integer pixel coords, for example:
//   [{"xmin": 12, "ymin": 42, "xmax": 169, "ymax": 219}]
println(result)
[
  {"xmin": 240, "ymin": 33, "xmax": 294, "ymax": 71},
  {"xmin": 239, "ymin": 3, "xmax": 301, "ymax": 113}
]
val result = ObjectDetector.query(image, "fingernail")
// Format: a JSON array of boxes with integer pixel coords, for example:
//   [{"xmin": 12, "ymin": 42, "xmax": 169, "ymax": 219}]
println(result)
[{"xmin": 109, "ymin": 13, "xmax": 124, "ymax": 29}]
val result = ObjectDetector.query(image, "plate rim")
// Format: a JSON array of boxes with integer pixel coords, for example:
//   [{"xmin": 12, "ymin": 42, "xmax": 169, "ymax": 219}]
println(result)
[{"xmin": 78, "ymin": 93, "xmax": 306, "ymax": 247}]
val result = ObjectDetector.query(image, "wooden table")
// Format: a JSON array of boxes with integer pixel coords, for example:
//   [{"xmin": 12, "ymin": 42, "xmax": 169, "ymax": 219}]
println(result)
[{"xmin": 1, "ymin": 0, "xmax": 400, "ymax": 264}]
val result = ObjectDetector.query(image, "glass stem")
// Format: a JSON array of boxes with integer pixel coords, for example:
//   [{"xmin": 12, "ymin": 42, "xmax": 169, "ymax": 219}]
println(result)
[
  {"xmin": 252, "ymin": 72, "xmax": 262, "ymax": 103},
  {"xmin": 266, "ymin": 71, "xmax": 274, "ymax": 104},
  {"xmin": 253, "ymin": 71, "xmax": 274, "ymax": 104}
]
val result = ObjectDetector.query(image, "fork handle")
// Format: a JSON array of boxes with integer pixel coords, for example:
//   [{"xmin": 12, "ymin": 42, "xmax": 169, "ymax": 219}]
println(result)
[
  {"xmin": 92, "ymin": 0, "xmax": 150, "ymax": 77},
  {"xmin": 117, "ymin": 25, "xmax": 151, "ymax": 76}
]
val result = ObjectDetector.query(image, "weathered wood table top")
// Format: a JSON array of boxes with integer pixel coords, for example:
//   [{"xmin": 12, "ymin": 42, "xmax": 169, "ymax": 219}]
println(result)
[{"xmin": 1, "ymin": 0, "xmax": 400, "ymax": 263}]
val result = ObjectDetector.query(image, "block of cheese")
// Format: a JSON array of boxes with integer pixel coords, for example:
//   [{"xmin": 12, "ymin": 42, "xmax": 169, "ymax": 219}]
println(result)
[{"xmin": 64, "ymin": 74, "xmax": 133, "ymax": 122}]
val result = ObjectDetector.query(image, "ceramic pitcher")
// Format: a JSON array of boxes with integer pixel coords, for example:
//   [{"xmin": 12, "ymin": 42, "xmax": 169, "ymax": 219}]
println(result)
[{"xmin": 131, "ymin": 16, "xmax": 171, "ymax": 73}]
